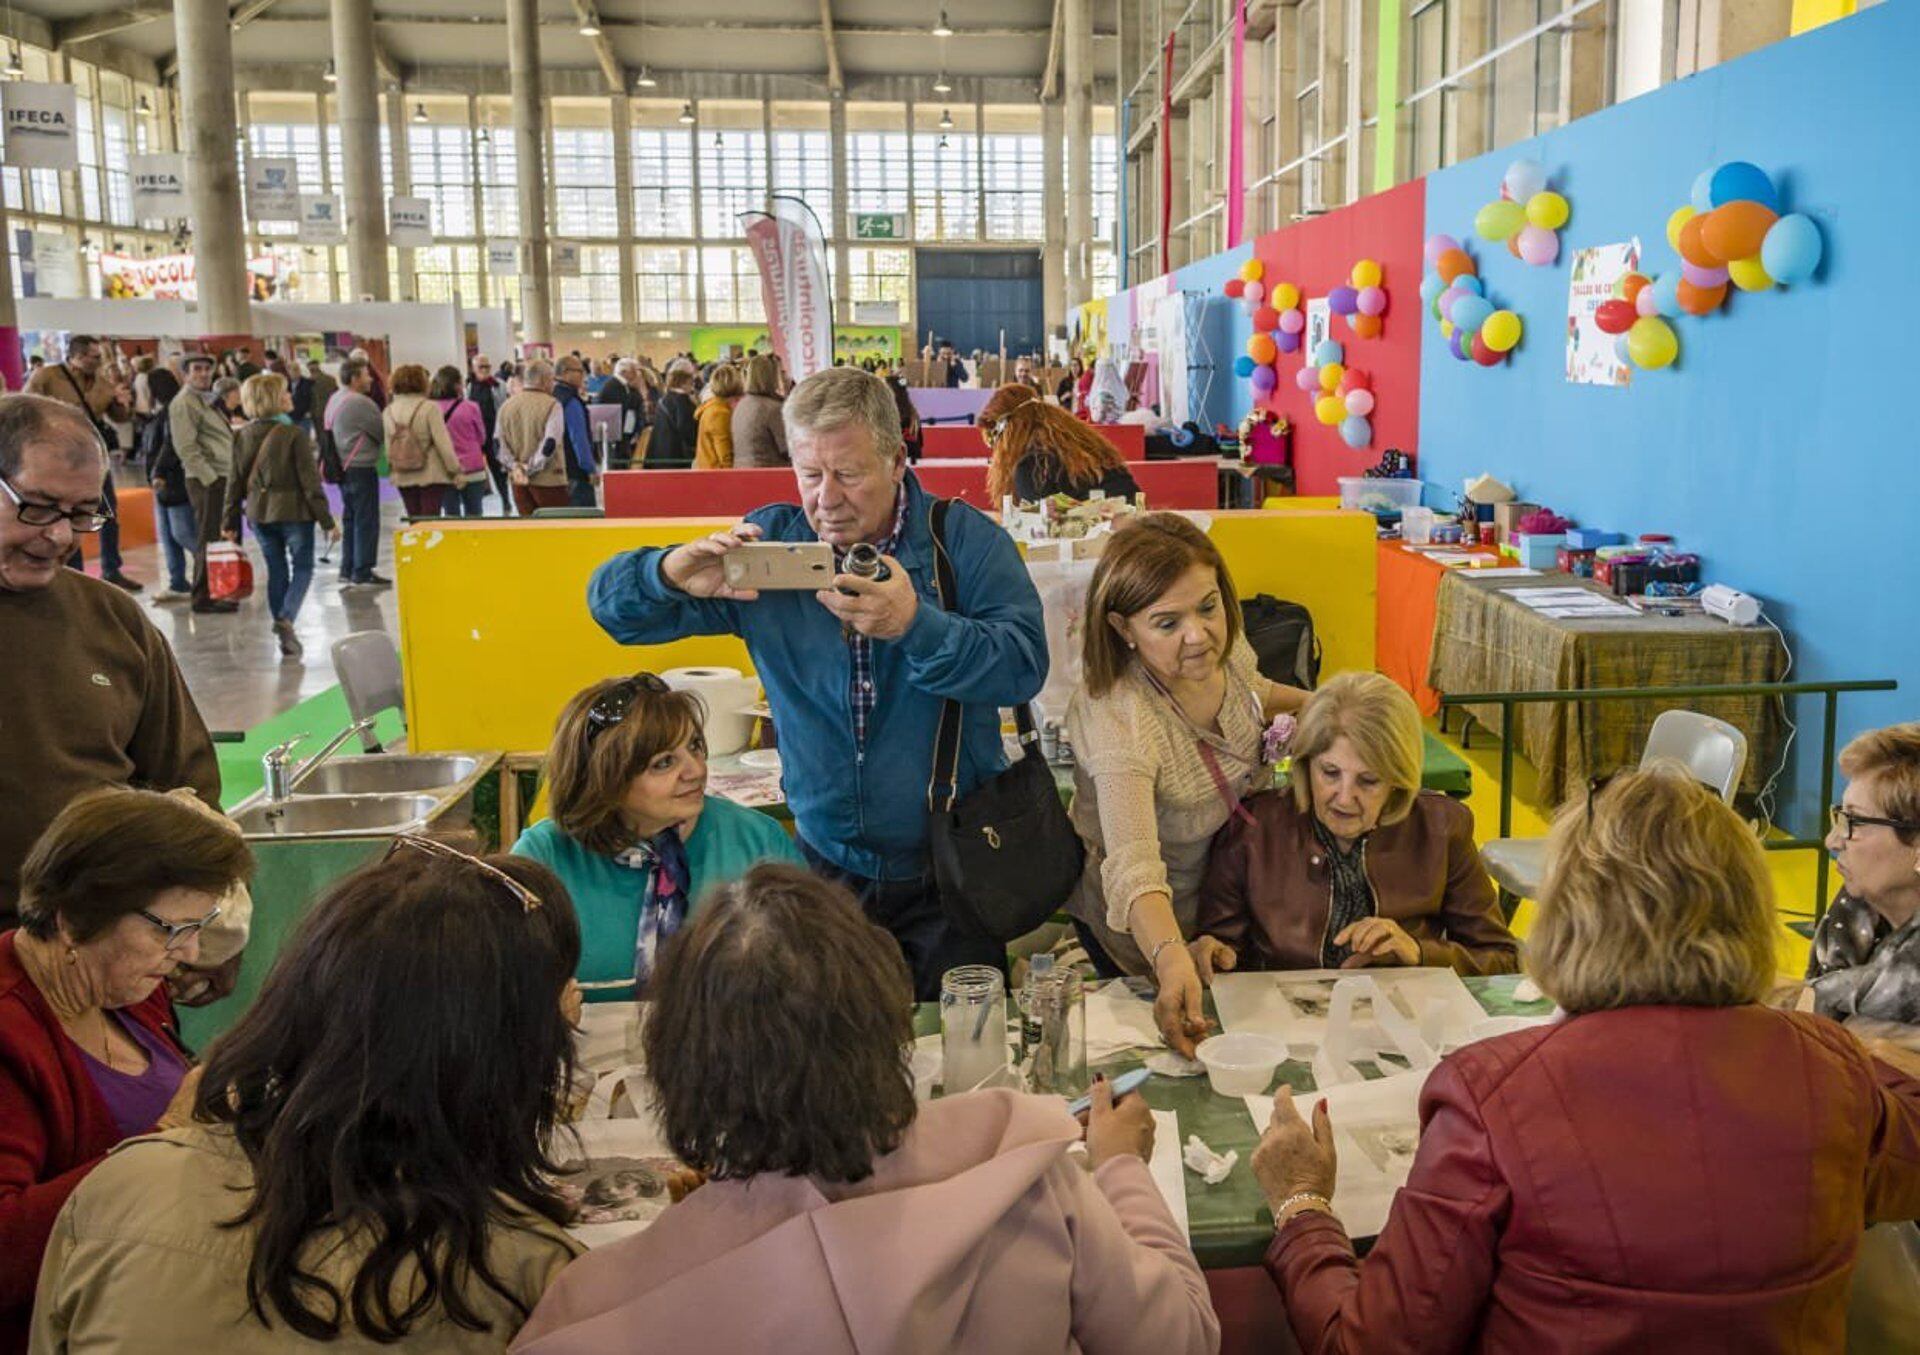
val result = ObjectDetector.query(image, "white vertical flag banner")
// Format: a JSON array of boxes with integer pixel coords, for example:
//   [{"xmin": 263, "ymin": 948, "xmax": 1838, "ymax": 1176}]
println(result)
[
  {"xmin": 388, "ymin": 196, "xmax": 433, "ymax": 247},
  {"xmin": 246, "ymin": 156, "xmax": 301, "ymax": 221},
  {"xmin": 130, "ymin": 153, "xmax": 188, "ymax": 219},
  {"xmin": 297, "ymin": 194, "xmax": 344, "ymax": 243},
  {"xmin": 1, "ymin": 83, "xmax": 79, "ymax": 171},
  {"xmin": 551, "ymin": 240, "xmax": 582, "ymax": 277},
  {"xmin": 743, "ymin": 195, "xmax": 834, "ymax": 383}
]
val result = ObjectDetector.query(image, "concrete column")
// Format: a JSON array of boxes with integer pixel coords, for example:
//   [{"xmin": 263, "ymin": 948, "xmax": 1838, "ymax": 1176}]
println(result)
[
  {"xmin": 1041, "ymin": 99, "xmax": 1065, "ymax": 340},
  {"xmin": 611, "ymin": 94, "xmax": 639, "ymax": 350},
  {"xmin": 973, "ymin": 85, "xmax": 987, "ymax": 242},
  {"xmin": 1064, "ymin": 0, "xmax": 1094, "ymax": 306},
  {"xmin": 386, "ymin": 91, "xmax": 414, "ymax": 302},
  {"xmin": 465, "ymin": 96, "xmax": 491, "ymax": 310},
  {"xmin": 506, "ymin": 0, "xmax": 552, "ymax": 347},
  {"xmin": 828, "ymin": 97, "xmax": 852, "ymax": 326},
  {"xmin": 687, "ymin": 100, "xmax": 707, "ymax": 324},
  {"xmin": 174, "ymin": 0, "xmax": 252, "ymax": 334},
  {"xmin": 331, "ymin": 0, "xmax": 388, "ymax": 302}
]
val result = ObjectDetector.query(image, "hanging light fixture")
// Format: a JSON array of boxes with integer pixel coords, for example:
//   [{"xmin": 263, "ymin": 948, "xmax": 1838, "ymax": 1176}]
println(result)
[
  {"xmin": 2, "ymin": 42, "xmax": 24, "ymax": 79},
  {"xmin": 713, "ymin": 130, "xmax": 723, "ymax": 148},
  {"xmin": 678, "ymin": 102, "xmax": 695, "ymax": 125},
  {"xmin": 932, "ymin": 9, "xmax": 953, "ymax": 37},
  {"xmin": 938, "ymin": 108, "xmax": 954, "ymax": 131},
  {"xmin": 635, "ymin": 66, "xmax": 657, "ymax": 89},
  {"xmin": 477, "ymin": 126, "xmax": 491, "ymax": 145},
  {"xmin": 578, "ymin": 13, "xmax": 601, "ymax": 37},
  {"xmin": 937, "ymin": 134, "xmax": 950, "ymax": 152},
  {"xmin": 932, "ymin": 71, "xmax": 952, "ymax": 94},
  {"xmin": 136, "ymin": 94, "xmax": 152, "ymax": 114},
  {"xmin": 413, "ymin": 102, "xmax": 429, "ymax": 123},
  {"xmin": 323, "ymin": 58, "xmax": 337, "ymax": 85}
]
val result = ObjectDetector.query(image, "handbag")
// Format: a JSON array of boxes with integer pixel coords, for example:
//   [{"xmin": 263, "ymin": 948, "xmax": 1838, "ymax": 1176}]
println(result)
[{"xmin": 924, "ymin": 498, "xmax": 1085, "ymax": 943}]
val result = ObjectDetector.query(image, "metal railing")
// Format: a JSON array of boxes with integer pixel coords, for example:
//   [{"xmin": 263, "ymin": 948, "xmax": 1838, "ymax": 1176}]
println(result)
[{"xmin": 1438, "ymin": 679, "xmax": 1899, "ymax": 920}]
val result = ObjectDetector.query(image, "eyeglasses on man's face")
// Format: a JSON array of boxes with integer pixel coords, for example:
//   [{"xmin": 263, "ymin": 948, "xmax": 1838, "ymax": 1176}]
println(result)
[
  {"xmin": 0, "ymin": 472, "xmax": 112, "ymax": 533},
  {"xmin": 1829, "ymin": 804, "xmax": 1920, "ymax": 842}
]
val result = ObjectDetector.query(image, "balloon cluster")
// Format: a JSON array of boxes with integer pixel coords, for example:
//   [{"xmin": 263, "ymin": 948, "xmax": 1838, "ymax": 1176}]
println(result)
[
  {"xmin": 1590, "ymin": 270, "xmax": 1679, "ymax": 371},
  {"xmin": 1329, "ymin": 259, "xmax": 1389, "ymax": 339},
  {"xmin": 1665, "ymin": 161, "xmax": 1823, "ymax": 314},
  {"xmin": 1474, "ymin": 159, "xmax": 1568, "ymax": 267},
  {"xmin": 1227, "ymin": 258, "xmax": 1306, "ymax": 398},
  {"xmin": 1419, "ymin": 236, "xmax": 1523, "ymax": 367},
  {"xmin": 1289, "ymin": 338, "xmax": 1375, "ymax": 448}
]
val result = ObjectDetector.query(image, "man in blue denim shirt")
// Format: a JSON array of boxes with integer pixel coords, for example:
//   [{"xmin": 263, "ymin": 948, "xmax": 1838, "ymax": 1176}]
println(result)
[{"xmin": 588, "ymin": 367, "xmax": 1046, "ymax": 996}]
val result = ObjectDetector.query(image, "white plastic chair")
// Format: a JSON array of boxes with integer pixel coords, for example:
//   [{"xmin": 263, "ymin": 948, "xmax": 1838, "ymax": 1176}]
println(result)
[
  {"xmin": 1481, "ymin": 710, "xmax": 1749, "ymax": 904},
  {"xmin": 330, "ymin": 631, "xmax": 406, "ymax": 753}
]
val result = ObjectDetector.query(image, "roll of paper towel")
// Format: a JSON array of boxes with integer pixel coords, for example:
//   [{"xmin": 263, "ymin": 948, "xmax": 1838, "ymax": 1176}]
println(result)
[{"xmin": 661, "ymin": 667, "xmax": 760, "ymax": 756}]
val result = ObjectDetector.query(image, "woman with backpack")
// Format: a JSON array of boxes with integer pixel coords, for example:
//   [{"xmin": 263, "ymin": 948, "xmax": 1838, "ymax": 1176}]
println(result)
[
  {"xmin": 430, "ymin": 364, "xmax": 491, "ymax": 517},
  {"xmin": 141, "ymin": 368, "xmax": 198, "ymax": 603},
  {"xmin": 223, "ymin": 372, "xmax": 339, "ymax": 658},
  {"xmin": 381, "ymin": 363, "xmax": 462, "ymax": 517}
]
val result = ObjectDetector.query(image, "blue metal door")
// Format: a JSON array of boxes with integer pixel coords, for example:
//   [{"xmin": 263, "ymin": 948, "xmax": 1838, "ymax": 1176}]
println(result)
[{"xmin": 913, "ymin": 249, "xmax": 1044, "ymax": 356}]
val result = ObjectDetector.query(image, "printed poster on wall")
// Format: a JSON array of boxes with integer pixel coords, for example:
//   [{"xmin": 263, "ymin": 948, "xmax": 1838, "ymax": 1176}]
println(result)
[
  {"xmin": 14, "ymin": 229, "xmax": 79, "ymax": 298},
  {"xmin": 487, "ymin": 242, "xmax": 520, "ymax": 273},
  {"xmin": 130, "ymin": 153, "xmax": 187, "ymax": 219},
  {"xmin": 1565, "ymin": 239, "xmax": 1642, "ymax": 388},
  {"xmin": 297, "ymin": 194, "xmax": 344, "ymax": 244},
  {"xmin": 0, "ymin": 82, "xmax": 78, "ymax": 171},
  {"xmin": 1152, "ymin": 291, "xmax": 1190, "ymax": 427},
  {"xmin": 246, "ymin": 156, "xmax": 300, "ymax": 221},
  {"xmin": 551, "ymin": 241, "xmax": 582, "ymax": 277},
  {"xmin": 1306, "ymin": 297, "xmax": 1331, "ymax": 363},
  {"xmin": 388, "ymin": 196, "xmax": 433, "ymax": 247}
]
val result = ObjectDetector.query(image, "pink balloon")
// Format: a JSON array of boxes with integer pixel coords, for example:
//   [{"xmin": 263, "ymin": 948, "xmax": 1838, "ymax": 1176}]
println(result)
[
  {"xmin": 1344, "ymin": 389, "xmax": 1376, "ymax": 417},
  {"xmin": 1356, "ymin": 286, "xmax": 1388, "ymax": 317},
  {"xmin": 1423, "ymin": 234, "xmax": 1460, "ymax": 267},
  {"xmin": 1438, "ymin": 286, "xmax": 1465, "ymax": 317},
  {"xmin": 1243, "ymin": 279, "xmax": 1265, "ymax": 304},
  {"xmin": 1680, "ymin": 259, "xmax": 1730, "ymax": 288},
  {"xmin": 1275, "ymin": 330, "xmax": 1302, "ymax": 354},
  {"xmin": 1278, "ymin": 308, "xmax": 1306, "ymax": 334},
  {"xmin": 1294, "ymin": 367, "xmax": 1319, "ymax": 393},
  {"xmin": 1634, "ymin": 286, "xmax": 1660, "ymax": 318},
  {"xmin": 1516, "ymin": 225, "xmax": 1559, "ymax": 266}
]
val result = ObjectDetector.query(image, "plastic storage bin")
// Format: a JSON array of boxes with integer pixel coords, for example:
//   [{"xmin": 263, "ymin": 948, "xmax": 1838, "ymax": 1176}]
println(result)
[{"xmin": 1338, "ymin": 477, "xmax": 1425, "ymax": 514}]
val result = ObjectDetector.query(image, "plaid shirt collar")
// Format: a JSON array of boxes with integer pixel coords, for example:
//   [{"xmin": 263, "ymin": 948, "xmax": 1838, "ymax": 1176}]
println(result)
[
  {"xmin": 835, "ymin": 481, "xmax": 911, "ymax": 565},
  {"xmin": 843, "ymin": 482, "xmax": 911, "ymax": 750}
]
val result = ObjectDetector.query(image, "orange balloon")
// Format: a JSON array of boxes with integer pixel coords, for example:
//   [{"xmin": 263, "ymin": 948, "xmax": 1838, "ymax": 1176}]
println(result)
[
  {"xmin": 1677, "ymin": 213, "xmax": 1722, "ymax": 269},
  {"xmin": 1700, "ymin": 201, "xmax": 1778, "ymax": 265},
  {"xmin": 1675, "ymin": 278, "xmax": 1729, "ymax": 316},
  {"xmin": 1248, "ymin": 333, "xmax": 1278, "ymax": 365},
  {"xmin": 1506, "ymin": 233, "xmax": 1523, "ymax": 259},
  {"xmin": 1619, "ymin": 273, "xmax": 1650, "ymax": 303},
  {"xmin": 1436, "ymin": 248, "xmax": 1476, "ymax": 285},
  {"xmin": 1351, "ymin": 314, "xmax": 1383, "ymax": 339}
]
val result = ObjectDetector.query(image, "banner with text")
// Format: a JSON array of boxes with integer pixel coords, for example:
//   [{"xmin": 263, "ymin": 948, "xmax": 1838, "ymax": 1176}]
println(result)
[
  {"xmin": 100, "ymin": 251, "xmax": 295, "ymax": 302},
  {"xmin": 487, "ymin": 242, "xmax": 520, "ymax": 272},
  {"xmin": 551, "ymin": 240, "xmax": 582, "ymax": 277},
  {"xmin": 388, "ymin": 196, "xmax": 433, "ymax": 247},
  {"xmin": 689, "ymin": 324, "xmax": 898, "ymax": 365},
  {"xmin": 130, "ymin": 153, "xmax": 188, "ymax": 219},
  {"xmin": 743, "ymin": 196, "xmax": 833, "ymax": 383},
  {"xmin": 1, "ymin": 82, "xmax": 78, "ymax": 171},
  {"xmin": 15, "ymin": 229, "xmax": 80, "ymax": 298},
  {"xmin": 247, "ymin": 156, "xmax": 300, "ymax": 221},
  {"xmin": 297, "ymin": 194, "xmax": 344, "ymax": 244}
]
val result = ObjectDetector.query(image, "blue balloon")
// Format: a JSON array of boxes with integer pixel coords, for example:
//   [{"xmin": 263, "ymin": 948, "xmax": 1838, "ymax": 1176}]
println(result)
[
  {"xmin": 1452, "ymin": 274, "xmax": 1485, "ymax": 296},
  {"xmin": 1689, "ymin": 169, "xmax": 1715, "ymax": 214},
  {"xmin": 1233, "ymin": 355, "xmax": 1256, "ymax": 378},
  {"xmin": 1761, "ymin": 213, "xmax": 1822, "ymax": 285},
  {"xmin": 1339, "ymin": 415, "xmax": 1373, "ymax": 450},
  {"xmin": 1419, "ymin": 271, "xmax": 1445, "ymax": 304},
  {"xmin": 1613, "ymin": 334, "xmax": 1633, "ymax": 366},
  {"xmin": 1651, "ymin": 272, "xmax": 1682, "ymax": 318},
  {"xmin": 1503, "ymin": 158, "xmax": 1548, "ymax": 203},
  {"xmin": 1450, "ymin": 296, "xmax": 1495, "ymax": 333},
  {"xmin": 1708, "ymin": 160, "xmax": 1780, "ymax": 213},
  {"xmin": 1311, "ymin": 339, "xmax": 1344, "ymax": 367}
]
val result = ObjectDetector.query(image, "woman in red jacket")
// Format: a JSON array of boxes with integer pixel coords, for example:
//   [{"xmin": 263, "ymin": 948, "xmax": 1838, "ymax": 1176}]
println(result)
[
  {"xmin": 0, "ymin": 789, "xmax": 251, "ymax": 1351},
  {"xmin": 1251, "ymin": 766, "xmax": 1920, "ymax": 1353}
]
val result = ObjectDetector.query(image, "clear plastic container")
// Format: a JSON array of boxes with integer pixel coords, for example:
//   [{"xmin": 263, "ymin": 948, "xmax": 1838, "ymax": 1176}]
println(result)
[
  {"xmin": 1195, "ymin": 1032, "xmax": 1288, "ymax": 1097},
  {"xmin": 1020, "ymin": 957, "xmax": 1088, "ymax": 1096},
  {"xmin": 1338, "ymin": 477, "xmax": 1426, "ymax": 514},
  {"xmin": 941, "ymin": 966, "xmax": 1009, "ymax": 1095}
]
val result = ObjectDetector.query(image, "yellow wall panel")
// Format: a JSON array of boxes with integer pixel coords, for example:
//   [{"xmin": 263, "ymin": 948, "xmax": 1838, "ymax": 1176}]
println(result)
[{"xmin": 395, "ymin": 509, "xmax": 1379, "ymax": 752}]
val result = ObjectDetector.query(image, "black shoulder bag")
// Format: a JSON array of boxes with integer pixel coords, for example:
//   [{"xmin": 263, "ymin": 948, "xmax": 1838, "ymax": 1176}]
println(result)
[{"xmin": 925, "ymin": 498, "xmax": 1085, "ymax": 942}]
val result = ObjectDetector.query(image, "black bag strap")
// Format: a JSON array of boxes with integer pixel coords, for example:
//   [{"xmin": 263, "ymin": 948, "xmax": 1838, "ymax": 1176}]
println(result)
[{"xmin": 924, "ymin": 498, "xmax": 1040, "ymax": 814}]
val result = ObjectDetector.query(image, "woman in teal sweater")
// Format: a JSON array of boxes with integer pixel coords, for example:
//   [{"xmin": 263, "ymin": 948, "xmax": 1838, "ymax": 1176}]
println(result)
[{"xmin": 513, "ymin": 673, "xmax": 802, "ymax": 999}]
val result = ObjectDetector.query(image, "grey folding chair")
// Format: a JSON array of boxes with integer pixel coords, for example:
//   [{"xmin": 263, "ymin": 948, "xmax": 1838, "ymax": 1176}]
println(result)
[
  {"xmin": 330, "ymin": 631, "xmax": 406, "ymax": 753},
  {"xmin": 1481, "ymin": 709, "xmax": 1750, "ymax": 906}
]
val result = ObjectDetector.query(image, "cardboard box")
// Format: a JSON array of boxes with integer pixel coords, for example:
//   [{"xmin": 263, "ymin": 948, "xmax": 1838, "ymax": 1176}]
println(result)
[
  {"xmin": 1566, "ymin": 528, "xmax": 1625, "ymax": 551},
  {"xmin": 1556, "ymin": 547, "xmax": 1597, "ymax": 578},
  {"xmin": 1493, "ymin": 501, "xmax": 1540, "ymax": 545},
  {"xmin": 1515, "ymin": 533, "xmax": 1566, "ymax": 570}
]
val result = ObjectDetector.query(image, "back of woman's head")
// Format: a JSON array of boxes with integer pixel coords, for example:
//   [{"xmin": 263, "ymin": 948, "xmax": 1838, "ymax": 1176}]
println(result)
[
  {"xmin": 644, "ymin": 863, "xmax": 916, "ymax": 1184},
  {"xmin": 707, "ymin": 363, "xmax": 745, "ymax": 401},
  {"xmin": 979, "ymin": 382, "xmax": 1039, "ymax": 431},
  {"xmin": 744, "ymin": 352, "xmax": 782, "ymax": 397},
  {"xmin": 148, "ymin": 367, "xmax": 181, "ymax": 408},
  {"xmin": 1529, "ymin": 765, "xmax": 1776, "ymax": 1013},
  {"xmin": 429, "ymin": 365, "xmax": 464, "ymax": 401},
  {"xmin": 1081, "ymin": 512, "xmax": 1242, "ymax": 696},
  {"xmin": 197, "ymin": 846, "xmax": 581, "ymax": 1342},
  {"xmin": 986, "ymin": 400, "xmax": 1127, "ymax": 504}
]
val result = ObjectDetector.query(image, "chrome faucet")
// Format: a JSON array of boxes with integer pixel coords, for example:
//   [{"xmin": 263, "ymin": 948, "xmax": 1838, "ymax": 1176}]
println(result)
[{"xmin": 261, "ymin": 717, "xmax": 378, "ymax": 803}]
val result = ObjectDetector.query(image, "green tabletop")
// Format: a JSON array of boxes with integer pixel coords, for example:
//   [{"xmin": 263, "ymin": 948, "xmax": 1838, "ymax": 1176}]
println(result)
[{"xmin": 913, "ymin": 972, "xmax": 1548, "ymax": 1270}]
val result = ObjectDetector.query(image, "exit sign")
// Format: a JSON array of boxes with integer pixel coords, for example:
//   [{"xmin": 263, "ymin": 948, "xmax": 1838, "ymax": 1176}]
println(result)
[{"xmin": 853, "ymin": 212, "xmax": 907, "ymax": 240}]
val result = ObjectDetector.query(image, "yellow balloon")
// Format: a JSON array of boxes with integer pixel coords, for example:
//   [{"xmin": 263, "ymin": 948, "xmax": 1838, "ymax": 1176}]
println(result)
[
  {"xmin": 1628, "ymin": 316, "xmax": 1678, "ymax": 370},
  {"xmin": 1526, "ymin": 191, "xmax": 1569, "ymax": 231},
  {"xmin": 1440, "ymin": 320, "xmax": 1455, "ymax": 340},
  {"xmin": 1728, "ymin": 254, "xmax": 1775, "ymax": 292},
  {"xmin": 1319, "ymin": 361, "xmax": 1344, "ymax": 392},
  {"xmin": 1351, "ymin": 259, "xmax": 1382, "ymax": 289},
  {"xmin": 1481, "ymin": 310, "xmax": 1523, "ymax": 353},
  {"xmin": 1315, "ymin": 395, "xmax": 1344, "ymax": 426},
  {"xmin": 1271, "ymin": 282, "xmax": 1300, "ymax": 311},
  {"xmin": 1241, "ymin": 258, "xmax": 1265, "ymax": 283},
  {"xmin": 1666, "ymin": 205, "xmax": 1697, "ymax": 253}
]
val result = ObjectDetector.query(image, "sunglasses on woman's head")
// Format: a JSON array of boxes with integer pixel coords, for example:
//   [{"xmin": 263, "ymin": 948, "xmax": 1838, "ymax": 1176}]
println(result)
[
  {"xmin": 385, "ymin": 834, "xmax": 542, "ymax": 913},
  {"xmin": 585, "ymin": 672, "xmax": 672, "ymax": 743}
]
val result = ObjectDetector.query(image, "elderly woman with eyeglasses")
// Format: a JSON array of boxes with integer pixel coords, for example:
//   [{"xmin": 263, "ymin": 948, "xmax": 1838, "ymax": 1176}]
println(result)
[
  {"xmin": 510, "ymin": 673, "xmax": 803, "ymax": 1001},
  {"xmin": 0, "ymin": 788, "xmax": 252, "ymax": 1348}
]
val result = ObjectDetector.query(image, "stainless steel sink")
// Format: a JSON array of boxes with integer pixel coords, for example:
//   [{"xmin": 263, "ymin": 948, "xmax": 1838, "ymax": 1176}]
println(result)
[
  {"xmin": 231, "ymin": 793, "xmax": 443, "ymax": 838},
  {"xmin": 292, "ymin": 755, "xmax": 483, "ymax": 797}
]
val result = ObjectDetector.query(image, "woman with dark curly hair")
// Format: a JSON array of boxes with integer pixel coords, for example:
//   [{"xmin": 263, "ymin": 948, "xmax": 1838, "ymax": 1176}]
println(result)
[
  {"xmin": 32, "ymin": 841, "xmax": 587, "ymax": 1352},
  {"xmin": 513, "ymin": 863, "xmax": 1220, "ymax": 1354}
]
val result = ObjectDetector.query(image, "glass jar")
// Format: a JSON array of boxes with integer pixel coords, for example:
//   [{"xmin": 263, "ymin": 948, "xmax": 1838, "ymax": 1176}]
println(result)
[
  {"xmin": 940, "ymin": 965, "xmax": 1009, "ymax": 1095},
  {"xmin": 1020, "ymin": 960, "xmax": 1088, "ymax": 1096}
]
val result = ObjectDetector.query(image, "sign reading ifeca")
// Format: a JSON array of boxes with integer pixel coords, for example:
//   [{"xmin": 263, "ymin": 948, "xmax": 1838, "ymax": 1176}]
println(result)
[
  {"xmin": 388, "ymin": 196, "xmax": 433, "ymax": 247},
  {"xmin": 1, "ymin": 82, "xmax": 79, "ymax": 172},
  {"xmin": 247, "ymin": 156, "xmax": 301, "ymax": 222},
  {"xmin": 129, "ymin": 153, "xmax": 187, "ymax": 219}
]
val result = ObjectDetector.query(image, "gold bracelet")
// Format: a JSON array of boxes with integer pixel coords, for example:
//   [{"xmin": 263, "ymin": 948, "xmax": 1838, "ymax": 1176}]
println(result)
[{"xmin": 1274, "ymin": 1191, "xmax": 1333, "ymax": 1225}]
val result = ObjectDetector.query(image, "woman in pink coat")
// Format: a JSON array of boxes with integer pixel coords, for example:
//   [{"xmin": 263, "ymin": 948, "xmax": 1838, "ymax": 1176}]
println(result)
[
  {"xmin": 432, "ymin": 364, "xmax": 493, "ymax": 517},
  {"xmin": 513, "ymin": 864, "xmax": 1219, "ymax": 1355}
]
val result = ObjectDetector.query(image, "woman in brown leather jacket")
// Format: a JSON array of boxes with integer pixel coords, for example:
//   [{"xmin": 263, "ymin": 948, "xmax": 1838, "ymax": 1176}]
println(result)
[{"xmin": 1197, "ymin": 671, "xmax": 1518, "ymax": 975}]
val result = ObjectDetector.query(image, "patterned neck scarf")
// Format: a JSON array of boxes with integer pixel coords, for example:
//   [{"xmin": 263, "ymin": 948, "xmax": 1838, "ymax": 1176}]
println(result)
[
  {"xmin": 612, "ymin": 828, "xmax": 693, "ymax": 994},
  {"xmin": 1312, "ymin": 816, "xmax": 1376, "ymax": 968}
]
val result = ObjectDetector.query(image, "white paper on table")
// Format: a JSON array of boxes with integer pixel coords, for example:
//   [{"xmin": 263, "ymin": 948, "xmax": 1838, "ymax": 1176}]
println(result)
[
  {"xmin": 1085, "ymin": 977, "xmax": 1166, "ymax": 1059},
  {"xmin": 1508, "ymin": 587, "xmax": 1594, "ymax": 599},
  {"xmin": 1538, "ymin": 605, "xmax": 1636, "ymax": 619},
  {"xmin": 1212, "ymin": 969, "xmax": 1486, "ymax": 1053},
  {"xmin": 1149, "ymin": 1109, "xmax": 1190, "ymax": 1241},
  {"xmin": 1461, "ymin": 566, "xmax": 1540, "ymax": 577},
  {"xmin": 575, "ymin": 1001, "xmax": 641, "ymax": 1074},
  {"xmin": 549, "ymin": 1114, "xmax": 684, "ymax": 1249},
  {"xmin": 1242, "ymin": 1068, "xmax": 1431, "ymax": 1239}
]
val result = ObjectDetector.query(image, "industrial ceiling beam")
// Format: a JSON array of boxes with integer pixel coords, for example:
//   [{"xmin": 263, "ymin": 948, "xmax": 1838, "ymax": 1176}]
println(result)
[
  {"xmin": 230, "ymin": 0, "xmax": 290, "ymax": 31},
  {"xmin": 569, "ymin": 0, "xmax": 625, "ymax": 95},
  {"xmin": 818, "ymin": 0, "xmax": 844, "ymax": 93},
  {"xmin": 1041, "ymin": 0, "xmax": 1063, "ymax": 100},
  {"xmin": 54, "ymin": 6, "xmax": 171, "ymax": 48}
]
